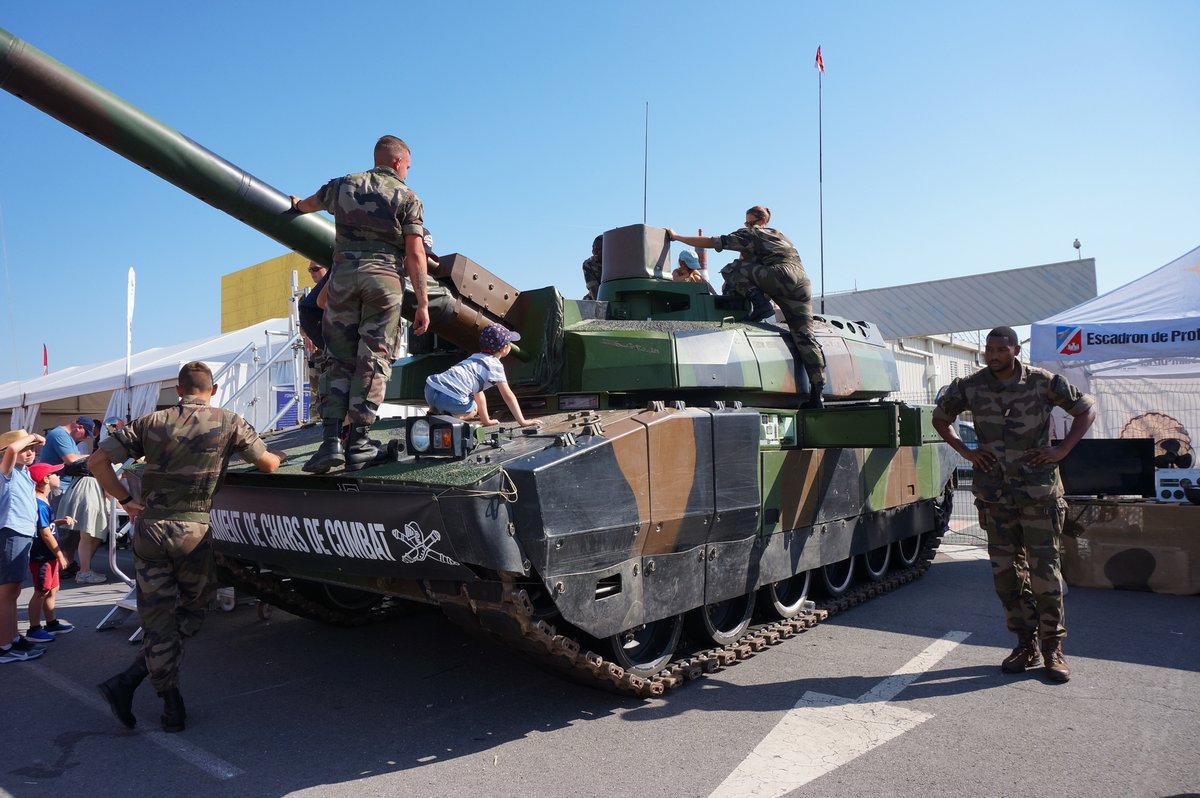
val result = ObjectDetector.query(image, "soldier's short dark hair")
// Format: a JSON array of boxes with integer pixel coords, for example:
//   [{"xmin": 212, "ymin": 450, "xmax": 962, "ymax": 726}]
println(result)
[
  {"xmin": 986, "ymin": 326, "xmax": 1020, "ymax": 346},
  {"xmin": 178, "ymin": 361, "xmax": 214, "ymax": 393},
  {"xmin": 746, "ymin": 205, "xmax": 771, "ymax": 224},
  {"xmin": 375, "ymin": 136, "xmax": 411, "ymax": 160}
]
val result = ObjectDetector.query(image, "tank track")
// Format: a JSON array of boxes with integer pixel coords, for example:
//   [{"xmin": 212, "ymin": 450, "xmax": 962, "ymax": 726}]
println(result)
[
  {"xmin": 215, "ymin": 530, "xmax": 946, "ymax": 699},
  {"xmin": 431, "ymin": 529, "xmax": 946, "ymax": 699},
  {"xmin": 214, "ymin": 555, "xmax": 420, "ymax": 627}
]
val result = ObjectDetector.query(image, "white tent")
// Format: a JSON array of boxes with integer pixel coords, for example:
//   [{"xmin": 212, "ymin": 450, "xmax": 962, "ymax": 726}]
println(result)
[
  {"xmin": 1031, "ymin": 245, "xmax": 1200, "ymax": 362},
  {"xmin": 1031, "ymin": 246, "xmax": 1200, "ymax": 442},
  {"xmin": 1, "ymin": 318, "xmax": 300, "ymax": 434}
]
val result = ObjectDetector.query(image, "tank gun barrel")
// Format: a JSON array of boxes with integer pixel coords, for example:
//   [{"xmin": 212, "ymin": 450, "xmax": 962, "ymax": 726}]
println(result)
[{"xmin": 0, "ymin": 27, "xmax": 334, "ymax": 265}]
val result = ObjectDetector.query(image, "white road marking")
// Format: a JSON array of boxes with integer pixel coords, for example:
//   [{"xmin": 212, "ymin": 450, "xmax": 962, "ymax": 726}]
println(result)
[
  {"xmin": 27, "ymin": 663, "xmax": 244, "ymax": 780},
  {"xmin": 710, "ymin": 630, "xmax": 970, "ymax": 798},
  {"xmin": 938, "ymin": 544, "xmax": 990, "ymax": 561}
]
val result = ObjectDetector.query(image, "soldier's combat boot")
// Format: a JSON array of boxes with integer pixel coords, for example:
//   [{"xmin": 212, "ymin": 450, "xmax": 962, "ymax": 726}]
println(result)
[
  {"xmin": 343, "ymin": 424, "xmax": 379, "ymax": 472},
  {"xmin": 746, "ymin": 289, "xmax": 776, "ymax": 322},
  {"xmin": 799, "ymin": 383, "xmax": 825, "ymax": 410},
  {"xmin": 302, "ymin": 420, "xmax": 345, "ymax": 473},
  {"xmin": 159, "ymin": 687, "xmax": 187, "ymax": 733},
  {"xmin": 1041, "ymin": 639, "xmax": 1071, "ymax": 682},
  {"xmin": 1000, "ymin": 633, "xmax": 1042, "ymax": 673},
  {"xmin": 97, "ymin": 657, "xmax": 149, "ymax": 729}
]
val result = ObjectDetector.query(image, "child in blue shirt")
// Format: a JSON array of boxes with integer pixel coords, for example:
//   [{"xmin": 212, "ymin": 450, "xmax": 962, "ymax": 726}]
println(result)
[
  {"xmin": 27, "ymin": 462, "xmax": 76, "ymax": 643},
  {"xmin": 424, "ymin": 324, "xmax": 541, "ymax": 428},
  {"xmin": 0, "ymin": 429, "xmax": 47, "ymax": 663}
]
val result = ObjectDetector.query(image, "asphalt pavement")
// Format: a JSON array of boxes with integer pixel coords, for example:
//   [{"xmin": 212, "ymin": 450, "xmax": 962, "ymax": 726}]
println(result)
[{"xmin": 1, "ymin": 544, "xmax": 1196, "ymax": 798}]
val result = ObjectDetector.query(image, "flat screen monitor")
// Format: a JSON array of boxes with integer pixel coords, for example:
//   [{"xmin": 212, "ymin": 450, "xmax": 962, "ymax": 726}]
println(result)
[{"xmin": 1059, "ymin": 438, "xmax": 1156, "ymax": 498}]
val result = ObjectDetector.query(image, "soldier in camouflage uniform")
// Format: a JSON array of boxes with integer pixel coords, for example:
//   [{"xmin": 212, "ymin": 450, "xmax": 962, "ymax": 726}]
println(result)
[
  {"xmin": 582, "ymin": 234, "xmax": 603, "ymax": 300},
  {"xmin": 933, "ymin": 327, "xmax": 1095, "ymax": 683},
  {"xmin": 91, "ymin": 362, "xmax": 285, "ymax": 731},
  {"xmin": 290, "ymin": 135, "xmax": 430, "ymax": 473},
  {"xmin": 668, "ymin": 206, "xmax": 827, "ymax": 409}
]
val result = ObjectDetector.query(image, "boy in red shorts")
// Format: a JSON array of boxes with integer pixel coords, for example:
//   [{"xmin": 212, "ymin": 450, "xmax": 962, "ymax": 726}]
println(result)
[{"xmin": 26, "ymin": 462, "xmax": 76, "ymax": 643}]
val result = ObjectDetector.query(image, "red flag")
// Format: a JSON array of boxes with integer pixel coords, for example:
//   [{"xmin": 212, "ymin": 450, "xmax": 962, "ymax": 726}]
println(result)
[
  {"xmin": 42, "ymin": 344, "xmax": 47, "ymax": 375},
  {"xmin": 815, "ymin": 46, "xmax": 825, "ymax": 74}
]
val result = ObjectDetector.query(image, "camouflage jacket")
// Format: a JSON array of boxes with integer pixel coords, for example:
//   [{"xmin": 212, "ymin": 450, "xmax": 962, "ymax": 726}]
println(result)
[
  {"xmin": 100, "ymin": 397, "xmax": 267, "ymax": 524},
  {"xmin": 582, "ymin": 255, "xmax": 602, "ymax": 299},
  {"xmin": 316, "ymin": 166, "xmax": 424, "ymax": 263},
  {"xmin": 714, "ymin": 226, "xmax": 801, "ymax": 268},
  {"xmin": 933, "ymin": 361, "xmax": 1094, "ymax": 505}
]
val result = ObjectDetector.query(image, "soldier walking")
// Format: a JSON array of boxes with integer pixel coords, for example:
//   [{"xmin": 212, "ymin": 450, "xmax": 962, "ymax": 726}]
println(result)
[
  {"xmin": 290, "ymin": 135, "xmax": 430, "ymax": 472},
  {"xmin": 667, "ymin": 206, "xmax": 827, "ymax": 409},
  {"xmin": 932, "ymin": 327, "xmax": 1095, "ymax": 682},
  {"xmin": 91, "ymin": 362, "xmax": 286, "ymax": 732}
]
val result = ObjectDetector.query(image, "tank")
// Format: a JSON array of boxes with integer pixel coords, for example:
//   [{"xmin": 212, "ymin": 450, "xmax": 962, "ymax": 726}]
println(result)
[{"xmin": 2, "ymin": 27, "xmax": 957, "ymax": 696}]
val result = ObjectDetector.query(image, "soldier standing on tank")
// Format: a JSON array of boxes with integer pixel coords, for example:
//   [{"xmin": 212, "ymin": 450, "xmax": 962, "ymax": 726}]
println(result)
[
  {"xmin": 667, "ymin": 206, "xmax": 827, "ymax": 409},
  {"xmin": 290, "ymin": 135, "xmax": 430, "ymax": 473},
  {"xmin": 91, "ymin": 362, "xmax": 286, "ymax": 732},
  {"xmin": 582, "ymin": 234, "xmax": 603, "ymax": 300},
  {"xmin": 932, "ymin": 327, "xmax": 1095, "ymax": 683}
]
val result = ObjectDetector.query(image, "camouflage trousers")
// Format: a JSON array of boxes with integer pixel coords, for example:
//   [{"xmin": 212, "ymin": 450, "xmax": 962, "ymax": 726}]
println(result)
[
  {"xmin": 976, "ymin": 500, "xmax": 1067, "ymax": 641},
  {"xmin": 307, "ymin": 350, "xmax": 327, "ymax": 421},
  {"xmin": 320, "ymin": 259, "xmax": 405, "ymax": 426},
  {"xmin": 133, "ymin": 519, "xmax": 215, "ymax": 692},
  {"xmin": 722, "ymin": 259, "xmax": 827, "ymax": 387}
]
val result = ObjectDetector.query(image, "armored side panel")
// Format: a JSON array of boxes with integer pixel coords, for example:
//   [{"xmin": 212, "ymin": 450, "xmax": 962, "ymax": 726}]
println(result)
[{"xmin": 601, "ymin": 224, "xmax": 672, "ymax": 282}]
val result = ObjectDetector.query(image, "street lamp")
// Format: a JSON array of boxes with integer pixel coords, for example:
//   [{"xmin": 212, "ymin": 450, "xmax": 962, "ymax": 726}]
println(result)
[{"xmin": 1073, "ymin": 238, "xmax": 1081, "ymax": 260}]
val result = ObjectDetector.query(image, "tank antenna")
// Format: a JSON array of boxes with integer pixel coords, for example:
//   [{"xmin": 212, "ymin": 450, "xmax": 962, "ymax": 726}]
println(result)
[
  {"xmin": 815, "ymin": 46, "xmax": 826, "ymax": 313},
  {"xmin": 642, "ymin": 101, "xmax": 649, "ymax": 224}
]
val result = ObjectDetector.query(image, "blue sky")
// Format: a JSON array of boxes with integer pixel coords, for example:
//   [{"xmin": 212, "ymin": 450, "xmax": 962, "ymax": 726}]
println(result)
[{"xmin": 1, "ymin": 1, "xmax": 1197, "ymax": 385}]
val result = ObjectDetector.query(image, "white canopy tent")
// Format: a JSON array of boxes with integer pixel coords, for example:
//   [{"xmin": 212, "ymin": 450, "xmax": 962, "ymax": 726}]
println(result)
[
  {"xmin": 1, "ymin": 318, "xmax": 301, "ymax": 434},
  {"xmin": 1031, "ymin": 246, "xmax": 1200, "ymax": 443}
]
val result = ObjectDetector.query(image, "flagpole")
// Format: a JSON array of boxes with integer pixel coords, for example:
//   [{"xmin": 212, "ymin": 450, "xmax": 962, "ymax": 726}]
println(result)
[{"xmin": 816, "ymin": 47, "xmax": 825, "ymax": 314}]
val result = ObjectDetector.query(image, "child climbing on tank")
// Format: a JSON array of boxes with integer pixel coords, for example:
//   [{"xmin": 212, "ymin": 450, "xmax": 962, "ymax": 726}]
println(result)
[{"xmin": 424, "ymin": 324, "xmax": 541, "ymax": 428}]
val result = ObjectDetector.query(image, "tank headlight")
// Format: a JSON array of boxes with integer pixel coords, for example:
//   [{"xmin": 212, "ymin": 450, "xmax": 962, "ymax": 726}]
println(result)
[
  {"xmin": 408, "ymin": 418, "xmax": 432, "ymax": 453},
  {"xmin": 405, "ymin": 415, "xmax": 476, "ymax": 459}
]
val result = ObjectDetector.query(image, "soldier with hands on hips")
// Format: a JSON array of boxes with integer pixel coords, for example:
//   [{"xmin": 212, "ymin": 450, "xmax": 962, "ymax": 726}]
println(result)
[{"xmin": 932, "ymin": 326, "xmax": 1095, "ymax": 682}]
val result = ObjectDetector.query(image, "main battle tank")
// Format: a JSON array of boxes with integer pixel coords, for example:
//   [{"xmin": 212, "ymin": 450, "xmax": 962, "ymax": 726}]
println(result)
[{"xmin": 2, "ymin": 28, "xmax": 957, "ymax": 695}]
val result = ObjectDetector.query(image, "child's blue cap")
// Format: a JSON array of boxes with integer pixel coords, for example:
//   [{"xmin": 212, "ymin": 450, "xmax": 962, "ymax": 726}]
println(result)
[
  {"xmin": 480, "ymin": 324, "xmax": 520, "ymax": 354},
  {"xmin": 678, "ymin": 251, "xmax": 701, "ymax": 271}
]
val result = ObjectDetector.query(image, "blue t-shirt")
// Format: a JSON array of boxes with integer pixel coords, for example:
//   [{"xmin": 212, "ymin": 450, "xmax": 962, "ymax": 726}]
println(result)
[
  {"xmin": 0, "ymin": 466, "xmax": 37, "ymax": 536},
  {"xmin": 29, "ymin": 498, "xmax": 54, "ymax": 561},
  {"xmin": 425, "ymin": 353, "xmax": 507, "ymax": 403},
  {"xmin": 35, "ymin": 427, "xmax": 79, "ymax": 466}
]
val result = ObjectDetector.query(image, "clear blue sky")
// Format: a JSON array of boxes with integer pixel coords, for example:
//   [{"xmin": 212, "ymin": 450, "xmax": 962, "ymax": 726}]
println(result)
[{"xmin": 1, "ymin": 2, "xmax": 1197, "ymax": 386}]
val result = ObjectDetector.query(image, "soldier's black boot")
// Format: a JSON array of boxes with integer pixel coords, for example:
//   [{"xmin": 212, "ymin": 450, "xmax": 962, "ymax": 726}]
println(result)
[
  {"xmin": 97, "ymin": 657, "xmax": 149, "ymax": 729},
  {"xmin": 343, "ymin": 424, "xmax": 379, "ymax": 472},
  {"xmin": 302, "ymin": 420, "xmax": 345, "ymax": 473},
  {"xmin": 799, "ymin": 382, "xmax": 825, "ymax": 410},
  {"xmin": 159, "ymin": 687, "xmax": 187, "ymax": 733},
  {"xmin": 746, "ymin": 289, "xmax": 776, "ymax": 322}
]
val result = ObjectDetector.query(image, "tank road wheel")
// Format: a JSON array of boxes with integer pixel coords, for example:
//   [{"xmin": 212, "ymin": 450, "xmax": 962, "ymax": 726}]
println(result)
[
  {"xmin": 760, "ymin": 570, "xmax": 812, "ymax": 619},
  {"xmin": 608, "ymin": 615, "xmax": 684, "ymax": 677},
  {"xmin": 860, "ymin": 545, "xmax": 892, "ymax": 582},
  {"xmin": 819, "ymin": 557, "xmax": 856, "ymax": 597},
  {"xmin": 687, "ymin": 592, "xmax": 757, "ymax": 647},
  {"xmin": 296, "ymin": 581, "xmax": 383, "ymax": 614},
  {"xmin": 894, "ymin": 533, "xmax": 924, "ymax": 569}
]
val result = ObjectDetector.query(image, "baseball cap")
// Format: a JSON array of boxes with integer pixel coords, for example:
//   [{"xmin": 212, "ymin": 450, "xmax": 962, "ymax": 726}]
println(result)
[
  {"xmin": 76, "ymin": 416, "xmax": 96, "ymax": 435},
  {"xmin": 29, "ymin": 462, "xmax": 64, "ymax": 484},
  {"xmin": 479, "ymin": 324, "xmax": 520, "ymax": 354},
  {"xmin": 678, "ymin": 251, "xmax": 701, "ymax": 271}
]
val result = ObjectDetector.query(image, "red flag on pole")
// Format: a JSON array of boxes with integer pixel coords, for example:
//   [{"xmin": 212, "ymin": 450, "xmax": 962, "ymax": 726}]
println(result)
[
  {"xmin": 815, "ymin": 46, "xmax": 825, "ymax": 74},
  {"xmin": 42, "ymin": 344, "xmax": 48, "ymax": 375}
]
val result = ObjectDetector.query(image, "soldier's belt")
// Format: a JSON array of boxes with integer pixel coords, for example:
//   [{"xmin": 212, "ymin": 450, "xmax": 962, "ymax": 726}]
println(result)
[{"xmin": 337, "ymin": 240, "xmax": 403, "ymax": 257}]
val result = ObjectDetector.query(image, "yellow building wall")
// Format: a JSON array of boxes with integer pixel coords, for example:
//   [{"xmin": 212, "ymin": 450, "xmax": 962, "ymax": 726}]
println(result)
[{"xmin": 221, "ymin": 252, "xmax": 316, "ymax": 333}]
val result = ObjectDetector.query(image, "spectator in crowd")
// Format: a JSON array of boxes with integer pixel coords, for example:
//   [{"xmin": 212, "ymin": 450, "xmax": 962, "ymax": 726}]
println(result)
[
  {"xmin": 298, "ymin": 260, "xmax": 330, "ymax": 424},
  {"xmin": 35, "ymin": 416, "xmax": 93, "ymax": 576},
  {"xmin": 0, "ymin": 429, "xmax": 48, "ymax": 663},
  {"xmin": 26, "ymin": 462, "xmax": 75, "ymax": 643}
]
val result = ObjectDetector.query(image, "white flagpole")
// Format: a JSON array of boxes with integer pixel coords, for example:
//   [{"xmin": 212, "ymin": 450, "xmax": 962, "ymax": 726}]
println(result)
[{"xmin": 126, "ymin": 266, "xmax": 135, "ymax": 422}]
